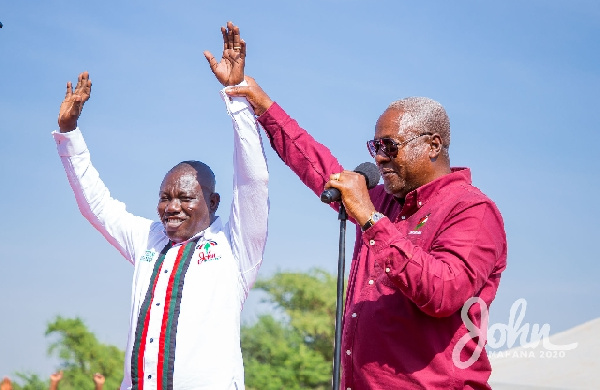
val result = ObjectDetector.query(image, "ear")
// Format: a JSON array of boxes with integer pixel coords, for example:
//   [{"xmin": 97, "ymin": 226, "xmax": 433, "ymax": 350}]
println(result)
[
  {"xmin": 209, "ymin": 192, "xmax": 221, "ymax": 214},
  {"xmin": 428, "ymin": 133, "xmax": 443, "ymax": 159}
]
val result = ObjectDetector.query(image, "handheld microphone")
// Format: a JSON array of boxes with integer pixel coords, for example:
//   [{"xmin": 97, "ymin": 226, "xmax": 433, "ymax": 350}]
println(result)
[{"xmin": 320, "ymin": 162, "xmax": 381, "ymax": 203}]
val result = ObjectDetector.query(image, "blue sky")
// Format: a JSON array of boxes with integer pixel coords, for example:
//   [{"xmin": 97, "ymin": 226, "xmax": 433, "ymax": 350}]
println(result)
[{"xmin": 1, "ymin": 0, "xmax": 599, "ymax": 379}]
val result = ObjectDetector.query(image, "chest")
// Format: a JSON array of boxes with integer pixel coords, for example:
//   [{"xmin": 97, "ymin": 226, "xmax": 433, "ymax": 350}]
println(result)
[{"xmin": 133, "ymin": 235, "xmax": 239, "ymax": 310}]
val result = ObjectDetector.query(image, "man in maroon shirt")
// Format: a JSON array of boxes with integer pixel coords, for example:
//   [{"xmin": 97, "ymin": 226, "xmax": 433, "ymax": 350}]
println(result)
[{"xmin": 224, "ymin": 76, "xmax": 507, "ymax": 389}]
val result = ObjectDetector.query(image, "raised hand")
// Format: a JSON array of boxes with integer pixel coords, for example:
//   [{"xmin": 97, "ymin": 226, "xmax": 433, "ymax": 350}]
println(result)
[
  {"xmin": 49, "ymin": 371, "xmax": 63, "ymax": 383},
  {"xmin": 49, "ymin": 371, "xmax": 63, "ymax": 390},
  {"xmin": 0, "ymin": 377, "xmax": 13, "ymax": 390},
  {"xmin": 92, "ymin": 373, "xmax": 105, "ymax": 390},
  {"xmin": 203, "ymin": 21, "xmax": 246, "ymax": 86},
  {"xmin": 58, "ymin": 72, "xmax": 92, "ymax": 132}
]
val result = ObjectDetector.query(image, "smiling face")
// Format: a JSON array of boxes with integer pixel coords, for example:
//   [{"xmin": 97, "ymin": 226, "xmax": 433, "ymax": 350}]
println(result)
[
  {"xmin": 374, "ymin": 108, "xmax": 430, "ymax": 199},
  {"xmin": 157, "ymin": 163, "xmax": 220, "ymax": 243}
]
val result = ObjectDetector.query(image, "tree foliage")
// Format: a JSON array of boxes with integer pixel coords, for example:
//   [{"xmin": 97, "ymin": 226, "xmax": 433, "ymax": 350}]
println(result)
[
  {"xmin": 9, "ymin": 374, "xmax": 46, "ymax": 390},
  {"xmin": 44, "ymin": 316, "xmax": 124, "ymax": 390},
  {"xmin": 242, "ymin": 268, "xmax": 344, "ymax": 390},
  {"xmin": 8, "ymin": 268, "xmax": 342, "ymax": 390},
  {"xmin": 11, "ymin": 316, "xmax": 124, "ymax": 390}
]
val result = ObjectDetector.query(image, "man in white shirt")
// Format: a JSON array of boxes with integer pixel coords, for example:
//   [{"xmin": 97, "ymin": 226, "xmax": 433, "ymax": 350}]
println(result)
[{"xmin": 53, "ymin": 22, "xmax": 268, "ymax": 390}]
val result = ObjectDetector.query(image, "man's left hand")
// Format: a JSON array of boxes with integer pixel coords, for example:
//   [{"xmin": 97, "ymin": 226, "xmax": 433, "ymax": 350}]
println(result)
[{"xmin": 204, "ymin": 21, "xmax": 246, "ymax": 86}]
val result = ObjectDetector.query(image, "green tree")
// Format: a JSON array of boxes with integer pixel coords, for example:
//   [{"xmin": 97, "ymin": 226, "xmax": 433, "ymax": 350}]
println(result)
[
  {"xmin": 242, "ymin": 268, "xmax": 344, "ymax": 390},
  {"xmin": 12, "ymin": 317, "xmax": 124, "ymax": 390},
  {"xmin": 10, "ymin": 373, "xmax": 46, "ymax": 390},
  {"xmin": 44, "ymin": 316, "xmax": 124, "ymax": 390}
]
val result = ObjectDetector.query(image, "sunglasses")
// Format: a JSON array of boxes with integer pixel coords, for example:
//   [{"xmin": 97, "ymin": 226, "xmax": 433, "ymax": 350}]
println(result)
[{"xmin": 366, "ymin": 133, "xmax": 432, "ymax": 158}]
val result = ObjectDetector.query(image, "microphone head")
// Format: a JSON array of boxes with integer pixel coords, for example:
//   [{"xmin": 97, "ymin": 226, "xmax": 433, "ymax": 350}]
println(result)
[{"xmin": 354, "ymin": 162, "xmax": 381, "ymax": 189}]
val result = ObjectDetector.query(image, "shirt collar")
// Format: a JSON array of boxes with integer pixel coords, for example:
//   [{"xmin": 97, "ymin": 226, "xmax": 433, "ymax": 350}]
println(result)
[
  {"xmin": 169, "ymin": 216, "xmax": 222, "ymax": 247},
  {"xmin": 402, "ymin": 167, "xmax": 471, "ymax": 214}
]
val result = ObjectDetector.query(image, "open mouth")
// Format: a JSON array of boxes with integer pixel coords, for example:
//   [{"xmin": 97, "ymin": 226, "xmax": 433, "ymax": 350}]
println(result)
[{"xmin": 164, "ymin": 217, "xmax": 185, "ymax": 230}]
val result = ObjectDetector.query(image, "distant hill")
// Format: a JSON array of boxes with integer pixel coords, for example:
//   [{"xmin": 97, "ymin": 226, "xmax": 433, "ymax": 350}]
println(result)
[{"xmin": 489, "ymin": 317, "xmax": 600, "ymax": 389}]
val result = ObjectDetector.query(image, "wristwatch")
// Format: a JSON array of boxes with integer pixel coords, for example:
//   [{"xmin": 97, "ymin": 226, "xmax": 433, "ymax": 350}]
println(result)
[{"xmin": 361, "ymin": 212, "xmax": 385, "ymax": 231}]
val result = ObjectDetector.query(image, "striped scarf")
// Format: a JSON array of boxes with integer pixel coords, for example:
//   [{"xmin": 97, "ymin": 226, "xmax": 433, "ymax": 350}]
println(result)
[{"xmin": 131, "ymin": 236, "xmax": 201, "ymax": 390}]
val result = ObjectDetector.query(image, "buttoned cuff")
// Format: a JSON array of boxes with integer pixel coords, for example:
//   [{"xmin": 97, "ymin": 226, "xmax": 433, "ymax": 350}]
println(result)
[
  {"xmin": 220, "ymin": 80, "xmax": 255, "ymax": 116},
  {"xmin": 52, "ymin": 128, "xmax": 88, "ymax": 157}
]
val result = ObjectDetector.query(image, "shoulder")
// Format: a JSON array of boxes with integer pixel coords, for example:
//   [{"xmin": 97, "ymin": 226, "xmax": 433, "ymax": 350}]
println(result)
[{"xmin": 447, "ymin": 183, "xmax": 505, "ymax": 228}]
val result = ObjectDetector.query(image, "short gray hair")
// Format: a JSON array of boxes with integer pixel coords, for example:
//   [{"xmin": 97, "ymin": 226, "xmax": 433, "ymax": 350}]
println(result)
[{"xmin": 388, "ymin": 97, "xmax": 450, "ymax": 158}]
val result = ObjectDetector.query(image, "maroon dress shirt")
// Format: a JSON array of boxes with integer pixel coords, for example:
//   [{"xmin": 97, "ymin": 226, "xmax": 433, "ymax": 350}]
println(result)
[{"xmin": 258, "ymin": 103, "xmax": 507, "ymax": 389}]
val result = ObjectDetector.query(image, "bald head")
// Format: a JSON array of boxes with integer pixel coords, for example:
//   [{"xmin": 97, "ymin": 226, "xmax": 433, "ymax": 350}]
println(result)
[
  {"xmin": 166, "ymin": 161, "xmax": 216, "ymax": 193},
  {"xmin": 388, "ymin": 97, "xmax": 451, "ymax": 160}
]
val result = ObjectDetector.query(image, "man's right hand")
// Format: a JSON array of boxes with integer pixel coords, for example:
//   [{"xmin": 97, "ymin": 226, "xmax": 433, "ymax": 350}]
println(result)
[
  {"xmin": 204, "ymin": 21, "xmax": 245, "ymax": 86},
  {"xmin": 58, "ymin": 72, "xmax": 91, "ymax": 133},
  {"xmin": 224, "ymin": 76, "xmax": 273, "ymax": 116}
]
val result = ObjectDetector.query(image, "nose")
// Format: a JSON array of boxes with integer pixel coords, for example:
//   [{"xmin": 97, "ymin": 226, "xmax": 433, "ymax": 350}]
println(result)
[
  {"xmin": 164, "ymin": 198, "xmax": 182, "ymax": 213},
  {"xmin": 374, "ymin": 151, "xmax": 391, "ymax": 165}
]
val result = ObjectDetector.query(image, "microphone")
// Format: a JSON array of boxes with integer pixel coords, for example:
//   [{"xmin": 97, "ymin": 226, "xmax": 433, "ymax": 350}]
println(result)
[{"xmin": 321, "ymin": 162, "xmax": 381, "ymax": 203}]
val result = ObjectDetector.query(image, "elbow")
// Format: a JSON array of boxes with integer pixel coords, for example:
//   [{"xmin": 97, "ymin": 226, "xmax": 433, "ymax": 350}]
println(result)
[{"xmin": 416, "ymin": 290, "xmax": 471, "ymax": 318}]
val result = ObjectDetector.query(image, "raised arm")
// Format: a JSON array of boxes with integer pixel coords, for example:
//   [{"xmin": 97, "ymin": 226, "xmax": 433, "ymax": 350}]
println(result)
[
  {"xmin": 48, "ymin": 371, "xmax": 62, "ymax": 390},
  {"xmin": 205, "ymin": 22, "xmax": 269, "ymax": 301},
  {"xmin": 222, "ymin": 89, "xmax": 269, "ymax": 303},
  {"xmin": 92, "ymin": 373, "xmax": 105, "ymax": 390},
  {"xmin": 226, "ymin": 77, "xmax": 345, "ymax": 200},
  {"xmin": 53, "ymin": 73, "xmax": 155, "ymax": 264}
]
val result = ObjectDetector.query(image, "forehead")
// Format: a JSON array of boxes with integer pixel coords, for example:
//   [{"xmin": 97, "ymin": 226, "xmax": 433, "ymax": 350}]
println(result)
[
  {"xmin": 160, "ymin": 169, "xmax": 202, "ymax": 192},
  {"xmin": 375, "ymin": 108, "xmax": 406, "ymax": 139}
]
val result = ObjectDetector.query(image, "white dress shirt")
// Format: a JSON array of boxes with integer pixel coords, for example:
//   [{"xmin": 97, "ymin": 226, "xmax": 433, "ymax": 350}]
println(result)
[{"xmin": 53, "ymin": 88, "xmax": 269, "ymax": 390}]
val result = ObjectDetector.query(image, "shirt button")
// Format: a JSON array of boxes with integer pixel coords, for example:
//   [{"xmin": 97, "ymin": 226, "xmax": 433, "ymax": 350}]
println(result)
[
  {"xmin": 401, "ymin": 216, "xmax": 406, "ymax": 220},
  {"xmin": 149, "ymin": 338, "xmax": 153, "ymax": 343},
  {"xmin": 147, "ymin": 375, "xmax": 152, "ymax": 379},
  {"xmin": 156, "ymin": 302, "xmax": 161, "ymax": 306},
  {"xmin": 369, "ymin": 239, "xmax": 375, "ymax": 246},
  {"xmin": 418, "ymin": 201, "xmax": 422, "ymax": 207},
  {"xmin": 368, "ymin": 279, "xmax": 374, "ymax": 285},
  {"xmin": 351, "ymin": 312, "xmax": 357, "ymax": 318},
  {"xmin": 385, "ymin": 267, "xmax": 390, "ymax": 273},
  {"xmin": 164, "ymin": 269, "xmax": 168, "ymax": 273},
  {"xmin": 346, "ymin": 350, "xmax": 351, "ymax": 355}
]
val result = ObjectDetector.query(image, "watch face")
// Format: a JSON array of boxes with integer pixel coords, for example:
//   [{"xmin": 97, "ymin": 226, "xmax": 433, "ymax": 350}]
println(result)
[{"xmin": 372, "ymin": 212, "xmax": 384, "ymax": 222}]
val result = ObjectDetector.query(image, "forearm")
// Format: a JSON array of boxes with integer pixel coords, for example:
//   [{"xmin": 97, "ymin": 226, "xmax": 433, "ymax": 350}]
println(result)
[
  {"xmin": 258, "ymin": 102, "xmax": 344, "ymax": 198},
  {"xmin": 364, "ymin": 204, "xmax": 504, "ymax": 317},
  {"xmin": 221, "ymin": 88, "xmax": 269, "ymax": 295}
]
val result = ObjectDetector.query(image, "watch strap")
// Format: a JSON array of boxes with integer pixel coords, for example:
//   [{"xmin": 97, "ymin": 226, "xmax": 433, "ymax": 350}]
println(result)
[{"xmin": 362, "ymin": 212, "xmax": 384, "ymax": 231}]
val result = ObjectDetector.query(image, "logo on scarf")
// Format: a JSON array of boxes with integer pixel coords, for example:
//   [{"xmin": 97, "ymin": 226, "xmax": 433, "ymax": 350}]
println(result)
[{"xmin": 196, "ymin": 240, "xmax": 222, "ymax": 264}]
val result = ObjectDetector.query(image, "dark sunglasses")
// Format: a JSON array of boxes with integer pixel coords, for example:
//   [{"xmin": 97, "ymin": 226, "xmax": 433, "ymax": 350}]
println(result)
[{"xmin": 366, "ymin": 133, "xmax": 432, "ymax": 158}]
